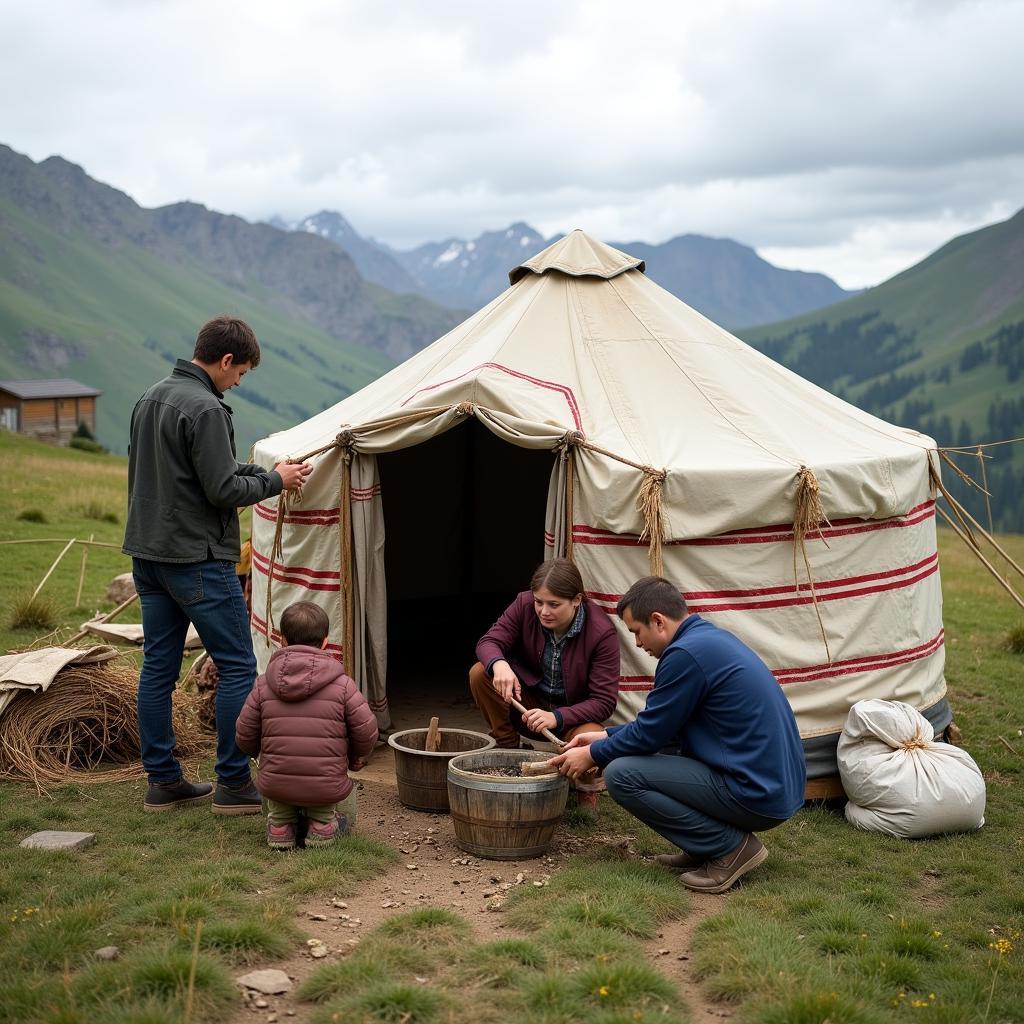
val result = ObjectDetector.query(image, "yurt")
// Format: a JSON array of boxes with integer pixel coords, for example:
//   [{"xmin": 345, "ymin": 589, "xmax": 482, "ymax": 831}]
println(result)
[{"xmin": 250, "ymin": 231, "xmax": 951, "ymax": 780}]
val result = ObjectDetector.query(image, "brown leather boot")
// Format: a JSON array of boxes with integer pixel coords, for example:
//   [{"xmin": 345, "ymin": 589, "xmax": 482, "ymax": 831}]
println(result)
[
  {"xmin": 653, "ymin": 849, "xmax": 704, "ymax": 872},
  {"xmin": 678, "ymin": 834, "xmax": 767, "ymax": 893}
]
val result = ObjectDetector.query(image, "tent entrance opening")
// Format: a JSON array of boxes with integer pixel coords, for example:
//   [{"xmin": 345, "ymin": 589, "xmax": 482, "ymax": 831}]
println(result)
[{"xmin": 378, "ymin": 419, "xmax": 552, "ymax": 732}]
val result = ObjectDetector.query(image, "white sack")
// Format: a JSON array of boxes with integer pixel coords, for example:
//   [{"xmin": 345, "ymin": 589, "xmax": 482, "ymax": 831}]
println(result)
[{"xmin": 838, "ymin": 699, "xmax": 985, "ymax": 839}]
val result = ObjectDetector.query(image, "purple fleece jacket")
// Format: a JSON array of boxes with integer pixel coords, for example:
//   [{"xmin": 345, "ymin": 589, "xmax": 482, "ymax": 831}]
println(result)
[{"xmin": 475, "ymin": 591, "xmax": 620, "ymax": 729}]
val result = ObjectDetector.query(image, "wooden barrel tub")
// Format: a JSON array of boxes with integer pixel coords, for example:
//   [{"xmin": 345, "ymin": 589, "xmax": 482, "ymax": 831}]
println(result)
[
  {"xmin": 447, "ymin": 749, "xmax": 570, "ymax": 860},
  {"xmin": 388, "ymin": 728, "xmax": 496, "ymax": 813}
]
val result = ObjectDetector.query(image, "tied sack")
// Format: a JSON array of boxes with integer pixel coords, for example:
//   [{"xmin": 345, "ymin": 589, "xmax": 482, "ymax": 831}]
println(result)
[{"xmin": 837, "ymin": 699, "xmax": 985, "ymax": 839}]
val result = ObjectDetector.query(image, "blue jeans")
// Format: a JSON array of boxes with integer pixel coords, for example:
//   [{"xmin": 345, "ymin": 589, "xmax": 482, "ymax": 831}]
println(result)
[
  {"xmin": 133, "ymin": 557, "xmax": 256, "ymax": 787},
  {"xmin": 604, "ymin": 754, "xmax": 787, "ymax": 859}
]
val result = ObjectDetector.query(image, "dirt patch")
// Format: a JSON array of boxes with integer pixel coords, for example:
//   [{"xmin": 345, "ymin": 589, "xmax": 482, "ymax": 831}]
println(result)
[
  {"xmin": 644, "ymin": 893, "xmax": 734, "ymax": 1022},
  {"xmin": 230, "ymin": 748, "xmax": 729, "ymax": 1022}
]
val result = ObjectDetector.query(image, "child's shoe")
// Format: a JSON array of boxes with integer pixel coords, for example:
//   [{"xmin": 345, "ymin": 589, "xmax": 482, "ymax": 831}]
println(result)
[
  {"xmin": 267, "ymin": 821, "xmax": 296, "ymax": 851},
  {"xmin": 305, "ymin": 815, "xmax": 343, "ymax": 847}
]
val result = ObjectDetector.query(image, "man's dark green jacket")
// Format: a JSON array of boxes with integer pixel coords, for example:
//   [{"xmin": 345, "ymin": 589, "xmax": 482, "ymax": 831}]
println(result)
[{"xmin": 123, "ymin": 360, "xmax": 282, "ymax": 564}]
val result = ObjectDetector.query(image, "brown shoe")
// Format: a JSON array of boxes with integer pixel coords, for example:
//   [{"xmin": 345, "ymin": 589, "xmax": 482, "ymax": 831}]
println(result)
[
  {"xmin": 653, "ymin": 849, "xmax": 704, "ymax": 872},
  {"xmin": 678, "ymin": 834, "xmax": 767, "ymax": 893}
]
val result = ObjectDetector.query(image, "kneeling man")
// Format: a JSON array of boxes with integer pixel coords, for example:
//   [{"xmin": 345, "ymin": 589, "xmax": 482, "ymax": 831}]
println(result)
[{"xmin": 552, "ymin": 576, "xmax": 805, "ymax": 893}]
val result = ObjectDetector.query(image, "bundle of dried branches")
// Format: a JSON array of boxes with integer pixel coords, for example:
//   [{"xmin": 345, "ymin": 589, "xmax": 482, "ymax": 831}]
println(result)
[{"xmin": 0, "ymin": 660, "xmax": 212, "ymax": 795}]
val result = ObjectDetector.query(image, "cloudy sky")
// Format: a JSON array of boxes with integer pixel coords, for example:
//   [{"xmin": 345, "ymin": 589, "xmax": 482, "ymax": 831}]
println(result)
[{"xmin": 1, "ymin": 0, "xmax": 1022, "ymax": 288}]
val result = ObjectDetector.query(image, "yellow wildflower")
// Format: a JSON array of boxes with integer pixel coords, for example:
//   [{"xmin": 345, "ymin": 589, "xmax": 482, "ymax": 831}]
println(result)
[
  {"xmin": 931, "ymin": 930, "xmax": 941, "ymax": 938},
  {"xmin": 598, "ymin": 986, "xmax": 610, "ymax": 998},
  {"xmin": 989, "ymin": 939, "xmax": 1013, "ymax": 955}
]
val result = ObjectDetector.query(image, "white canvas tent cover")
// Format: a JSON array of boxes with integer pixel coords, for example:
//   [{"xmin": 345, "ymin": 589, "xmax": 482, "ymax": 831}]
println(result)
[{"xmin": 251, "ymin": 230, "xmax": 948, "ymax": 773}]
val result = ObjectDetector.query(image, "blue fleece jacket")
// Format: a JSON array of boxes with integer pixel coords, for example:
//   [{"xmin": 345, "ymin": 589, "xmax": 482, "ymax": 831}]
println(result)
[{"xmin": 590, "ymin": 615, "xmax": 805, "ymax": 819}]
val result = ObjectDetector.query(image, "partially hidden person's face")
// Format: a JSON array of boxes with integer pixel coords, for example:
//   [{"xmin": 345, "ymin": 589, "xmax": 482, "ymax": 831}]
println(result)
[
  {"xmin": 533, "ymin": 586, "xmax": 582, "ymax": 634},
  {"xmin": 622, "ymin": 608, "xmax": 672, "ymax": 659},
  {"xmin": 213, "ymin": 354, "xmax": 252, "ymax": 392}
]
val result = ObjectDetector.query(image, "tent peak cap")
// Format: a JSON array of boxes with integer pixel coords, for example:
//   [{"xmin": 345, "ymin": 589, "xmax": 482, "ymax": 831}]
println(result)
[{"xmin": 509, "ymin": 229, "xmax": 645, "ymax": 285}]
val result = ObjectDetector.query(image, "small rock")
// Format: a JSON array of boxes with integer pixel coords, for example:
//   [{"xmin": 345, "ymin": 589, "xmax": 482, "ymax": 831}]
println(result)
[
  {"xmin": 236, "ymin": 969, "xmax": 293, "ymax": 995},
  {"xmin": 309, "ymin": 946, "xmax": 329, "ymax": 959},
  {"xmin": 106, "ymin": 572, "xmax": 137, "ymax": 604},
  {"xmin": 94, "ymin": 946, "xmax": 120, "ymax": 960},
  {"xmin": 381, "ymin": 900, "xmax": 399, "ymax": 908},
  {"xmin": 330, "ymin": 898, "xmax": 348, "ymax": 908},
  {"xmin": 307, "ymin": 912, "xmax": 327, "ymax": 921},
  {"xmin": 20, "ymin": 831, "xmax": 96, "ymax": 851},
  {"xmin": 656, "ymin": 948, "xmax": 670, "ymax": 956},
  {"xmin": 677, "ymin": 954, "xmax": 690, "ymax": 961},
  {"xmin": 253, "ymin": 999, "xmax": 269, "ymax": 1009},
  {"xmin": 406, "ymin": 863, "xmax": 418, "ymax": 870}
]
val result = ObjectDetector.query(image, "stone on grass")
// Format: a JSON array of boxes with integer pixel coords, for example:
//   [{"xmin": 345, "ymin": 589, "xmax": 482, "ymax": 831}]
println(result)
[
  {"xmin": 94, "ymin": 946, "xmax": 120, "ymax": 960},
  {"xmin": 106, "ymin": 573, "xmax": 137, "ymax": 604},
  {"xmin": 236, "ymin": 969, "xmax": 293, "ymax": 995},
  {"xmin": 20, "ymin": 831, "xmax": 96, "ymax": 851}
]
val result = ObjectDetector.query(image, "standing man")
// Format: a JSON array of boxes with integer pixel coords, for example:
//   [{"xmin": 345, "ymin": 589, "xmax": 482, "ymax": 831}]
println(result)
[
  {"xmin": 123, "ymin": 316, "xmax": 311, "ymax": 814},
  {"xmin": 551, "ymin": 576, "xmax": 805, "ymax": 893}
]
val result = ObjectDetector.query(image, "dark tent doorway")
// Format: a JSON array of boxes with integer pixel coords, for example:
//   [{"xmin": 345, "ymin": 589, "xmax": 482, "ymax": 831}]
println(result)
[{"xmin": 377, "ymin": 418, "xmax": 553, "ymax": 732}]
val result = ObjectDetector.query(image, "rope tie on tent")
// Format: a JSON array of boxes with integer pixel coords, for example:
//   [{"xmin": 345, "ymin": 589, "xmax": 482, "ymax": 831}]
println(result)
[
  {"xmin": 263, "ymin": 489, "xmax": 291, "ymax": 647},
  {"xmin": 793, "ymin": 466, "xmax": 832, "ymax": 663},
  {"xmin": 638, "ymin": 470, "xmax": 667, "ymax": 577},
  {"xmin": 557, "ymin": 433, "xmax": 583, "ymax": 561},
  {"xmin": 456, "ymin": 401, "xmax": 475, "ymax": 416},
  {"xmin": 337, "ymin": 437, "xmax": 356, "ymax": 676}
]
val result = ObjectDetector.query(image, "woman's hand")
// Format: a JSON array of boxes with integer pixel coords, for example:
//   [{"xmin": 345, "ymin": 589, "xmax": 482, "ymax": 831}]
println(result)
[
  {"xmin": 522, "ymin": 708, "xmax": 557, "ymax": 734},
  {"xmin": 490, "ymin": 660, "xmax": 521, "ymax": 703}
]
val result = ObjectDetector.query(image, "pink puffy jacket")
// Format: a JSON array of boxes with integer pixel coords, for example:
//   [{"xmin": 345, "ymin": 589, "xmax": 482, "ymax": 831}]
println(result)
[{"xmin": 236, "ymin": 645, "xmax": 378, "ymax": 806}]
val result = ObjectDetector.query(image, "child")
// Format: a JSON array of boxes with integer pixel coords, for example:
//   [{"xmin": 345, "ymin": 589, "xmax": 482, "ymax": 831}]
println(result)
[{"xmin": 236, "ymin": 601, "xmax": 378, "ymax": 850}]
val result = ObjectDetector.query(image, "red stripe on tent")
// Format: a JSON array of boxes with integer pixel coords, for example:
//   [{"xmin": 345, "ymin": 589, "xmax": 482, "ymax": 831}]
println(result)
[
  {"xmin": 613, "ymin": 630, "xmax": 944, "ymax": 695},
  {"xmin": 684, "ymin": 553, "xmax": 938, "ymax": 601},
  {"xmin": 774, "ymin": 630, "xmax": 945, "ymax": 681},
  {"xmin": 398, "ymin": 362, "xmax": 583, "ymax": 430},
  {"xmin": 587, "ymin": 553, "xmax": 937, "ymax": 609},
  {"xmin": 254, "ymin": 504, "xmax": 340, "ymax": 526},
  {"xmin": 251, "ymin": 559, "xmax": 341, "ymax": 593},
  {"xmin": 571, "ymin": 501, "xmax": 935, "ymax": 549},
  {"xmin": 251, "ymin": 612, "xmax": 344, "ymax": 656},
  {"xmin": 251, "ymin": 551, "xmax": 340, "ymax": 580},
  {"xmin": 776, "ymin": 634, "xmax": 945, "ymax": 685},
  {"xmin": 686, "ymin": 562, "xmax": 938, "ymax": 613}
]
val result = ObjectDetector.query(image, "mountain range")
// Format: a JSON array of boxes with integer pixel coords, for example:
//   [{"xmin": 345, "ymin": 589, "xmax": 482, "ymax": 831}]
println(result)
[
  {"xmin": 278, "ymin": 212, "xmax": 853, "ymax": 328},
  {"xmin": 1, "ymin": 142, "xmax": 1021, "ymax": 529},
  {"xmin": 741, "ymin": 208, "xmax": 1024, "ymax": 531},
  {"xmin": 0, "ymin": 144, "xmax": 459, "ymax": 452}
]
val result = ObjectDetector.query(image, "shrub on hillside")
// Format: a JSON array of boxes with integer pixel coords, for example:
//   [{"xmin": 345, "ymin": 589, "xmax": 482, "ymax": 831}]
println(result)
[
  {"xmin": 10, "ymin": 592, "xmax": 58, "ymax": 631},
  {"xmin": 73, "ymin": 421, "xmax": 95, "ymax": 441},
  {"xmin": 69, "ymin": 436, "xmax": 107, "ymax": 454},
  {"xmin": 1008, "ymin": 623, "xmax": 1024, "ymax": 655},
  {"xmin": 79, "ymin": 501, "xmax": 119, "ymax": 524},
  {"xmin": 16, "ymin": 508, "xmax": 47, "ymax": 524}
]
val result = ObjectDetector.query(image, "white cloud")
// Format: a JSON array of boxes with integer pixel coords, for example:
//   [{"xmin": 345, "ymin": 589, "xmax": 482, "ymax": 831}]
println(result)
[{"xmin": 0, "ymin": 0, "xmax": 1021, "ymax": 287}]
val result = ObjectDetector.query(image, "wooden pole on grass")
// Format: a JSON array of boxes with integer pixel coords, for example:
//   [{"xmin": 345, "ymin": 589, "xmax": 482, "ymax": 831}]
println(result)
[
  {"xmin": 31, "ymin": 538, "xmax": 77, "ymax": 601},
  {"xmin": 64, "ymin": 591, "xmax": 140, "ymax": 646},
  {"xmin": 75, "ymin": 533, "xmax": 93, "ymax": 607}
]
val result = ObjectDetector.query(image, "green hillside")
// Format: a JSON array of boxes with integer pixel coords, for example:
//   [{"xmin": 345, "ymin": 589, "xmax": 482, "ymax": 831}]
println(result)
[
  {"xmin": 742, "ymin": 208, "xmax": 1024, "ymax": 531},
  {"xmin": 0, "ymin": 145, "xmax": 459, "ymax": 454}
]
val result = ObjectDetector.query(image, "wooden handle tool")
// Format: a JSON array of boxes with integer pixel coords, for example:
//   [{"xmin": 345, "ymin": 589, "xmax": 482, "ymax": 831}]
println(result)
[
  {"xmin": 424, "ymin": 716, "xmax": 441, "ymax": 752},
  {"xmin": 509, "ymin": 697, "xmax": 565, "ymax": 748}
]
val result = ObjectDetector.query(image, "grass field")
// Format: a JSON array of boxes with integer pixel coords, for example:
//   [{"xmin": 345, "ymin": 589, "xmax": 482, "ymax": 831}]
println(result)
[{"xmin": 0, "ymin": 430, "xmax": 1022, "ymax": 1023}]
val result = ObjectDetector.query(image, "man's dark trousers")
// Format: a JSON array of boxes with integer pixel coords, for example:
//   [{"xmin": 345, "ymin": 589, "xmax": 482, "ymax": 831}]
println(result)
[
  {"xmin": 604, "ymin": 754, "xmax": 787, "ymax": 859},
  {"xmin": 133, "ymin": 558, "xmax": 256, "ymax": 786}
]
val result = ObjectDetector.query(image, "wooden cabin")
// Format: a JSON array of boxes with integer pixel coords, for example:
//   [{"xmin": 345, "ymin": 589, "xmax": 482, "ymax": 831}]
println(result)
[{"xmin": 0, "ymin": 378, "xmax": 102, "ymax": 444}]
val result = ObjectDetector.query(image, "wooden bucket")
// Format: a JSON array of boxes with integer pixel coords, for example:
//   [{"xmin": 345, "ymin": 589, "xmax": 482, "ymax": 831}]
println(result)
[
  {"xmin": 447, "ymin": 749, "xmax": 569, "ymax": 860},
  {"xmin": 388, "ymin": 728, "xmax": 495, "ymax": 813}
]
